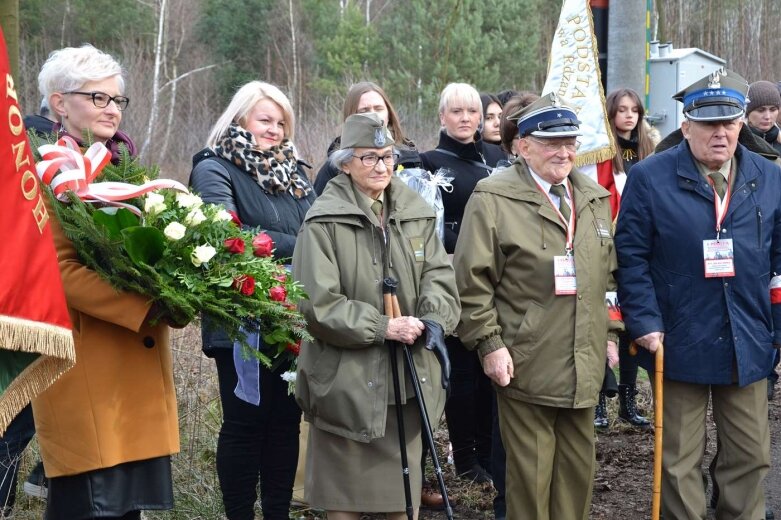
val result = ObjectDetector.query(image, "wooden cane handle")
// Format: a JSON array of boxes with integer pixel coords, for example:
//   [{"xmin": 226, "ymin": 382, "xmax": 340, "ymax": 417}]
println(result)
[
  {"xmin": 652, "ymin": 342, "xmax": 664, "ymax": 520},
  {"xmin": 383, "ymin": 293, "xmax": 394, "ymax": 319},
  {"xmin": 629, "ymin": 342, "xmax": 638, "ymax": 356},
  {"xmin": 391, "ymin": 294, "xmax": 402, "ymax": 319}
]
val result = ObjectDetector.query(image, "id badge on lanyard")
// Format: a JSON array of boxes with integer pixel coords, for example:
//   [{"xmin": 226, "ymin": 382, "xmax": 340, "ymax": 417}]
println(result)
[
  {"xmin": 703, "ymin": 179, "xmax": 735, "ymax": 278},
  {"xmin": 535, "ymin": 180, "xmax": 577, "ymax": 295}
]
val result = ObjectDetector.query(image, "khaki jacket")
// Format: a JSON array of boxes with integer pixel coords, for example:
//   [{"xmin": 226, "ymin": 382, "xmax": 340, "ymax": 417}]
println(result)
[
  {"xmin": 32, "ymin": 214, "xmax": 180, "ymax": 477},
  {"xmin": 454, "ymin": 160, "xmax": 623, "ymax": 408},
  {"xmin": 293, "ymin": 174, "xmax": 460, "ymax": 442}
]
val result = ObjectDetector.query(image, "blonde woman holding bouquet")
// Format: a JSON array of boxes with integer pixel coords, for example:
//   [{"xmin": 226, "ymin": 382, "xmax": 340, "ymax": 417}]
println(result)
[
  {"xmin": 31, "ymin": 44, "xmax": 179, "ymax": 520},
  {"xmin": 189, "ymin": 81, "xmax": 315, "ymax": 520}
]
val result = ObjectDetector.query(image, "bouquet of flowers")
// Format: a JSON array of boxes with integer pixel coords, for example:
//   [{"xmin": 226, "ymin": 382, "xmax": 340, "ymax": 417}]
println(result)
[{"xmin": 33, "ymin": 135, "xmax": 309, "ymax": 369}]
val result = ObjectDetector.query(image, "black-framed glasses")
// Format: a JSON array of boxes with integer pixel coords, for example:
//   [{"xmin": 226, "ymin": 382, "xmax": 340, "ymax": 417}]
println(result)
[
  {"xmin": 353, "ymin": 153, "xmax": 399, "ymax": 167},
  {"xmin": 64, "ymin": 91, "xmax": 130, "ymax": 111}
]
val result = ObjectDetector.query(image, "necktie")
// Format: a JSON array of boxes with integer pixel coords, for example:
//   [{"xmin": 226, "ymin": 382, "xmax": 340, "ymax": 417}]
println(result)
[
  {"xmin": 370, "ymin": 199, "xmax": 383, "ymax": 219},
  {"xmin": 709, "ymin": 172, "xmax": 726, "ymax": 198},
  {"xmin": 549, "ymin": 184, "xmax": 571, "ymax": 221}
]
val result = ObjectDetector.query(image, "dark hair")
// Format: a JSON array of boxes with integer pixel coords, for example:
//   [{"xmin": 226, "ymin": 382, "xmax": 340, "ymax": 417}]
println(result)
[
  {"xmin": 499, "ymin": 92, "xmax": 540, "ymax": 155},
  {"xmin": 606, "ymin": 88, "xmax": 655, "ymax": 173},
  {"xmin": 496, "ymin": 89, "xmax": 520, "ymax": 106},
  {"xmin": 480, "ymin": 93, "xmax": 501, "ymax": 116},
  {"xmin": 342, "ymin": 82, "xmax": 407, "ymax": 144}
]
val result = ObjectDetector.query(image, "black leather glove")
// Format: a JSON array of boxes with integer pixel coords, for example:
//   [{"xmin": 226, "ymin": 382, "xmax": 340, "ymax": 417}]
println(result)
[{"xmin": 421, "ymin": 319, "xmax": 450, "ymax": 391}]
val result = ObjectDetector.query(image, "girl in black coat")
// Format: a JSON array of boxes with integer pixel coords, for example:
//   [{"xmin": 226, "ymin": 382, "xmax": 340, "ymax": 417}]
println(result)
[
  {"xmin": 420, "ymin": 83, "xmax": 504, "ymax": 485},
  {"xmin": 189, "ymin": 81, "xmax": 315, "ymax": 520},
  {"xmin": 313, "ymin": 82, "xmax": 421, "ymax": 195}
]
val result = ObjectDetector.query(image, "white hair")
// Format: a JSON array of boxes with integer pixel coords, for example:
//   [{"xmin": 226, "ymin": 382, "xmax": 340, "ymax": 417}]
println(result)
[
  {"xmin": 329, "ymin": 148, "xmax": 355, "ymax": 170},
  {"xmin": 38, "ymin": 44, "xmax": 124, "ymax": 100},
  {"xmin": 206, "ymin": 81, "xmax": 295, "ymax": 147},
  {"xmin": 438, "ymin": 82, "xmax": 482, "ymax": 115}
]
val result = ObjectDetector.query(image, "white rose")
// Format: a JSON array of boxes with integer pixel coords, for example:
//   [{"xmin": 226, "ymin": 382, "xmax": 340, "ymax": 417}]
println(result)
[
  {"xmin": 144, "ymin": 192, "xmax": 166, "ymax": 215},
  {"xmin": 185, "ymin": 208, "xmax": 207, "ymax": 226},
  {"xmin": 163, "ymin": 222, "xmax": 186, "ymax": 241},
  {"xmin": 213, "ymin": 209, "xmax": 233, "ymax": 222},
  {"xmin": 191, "ymin": 244, "xmax": 217, "ymax": 267},
  {"xmin": 280, "ymin": 371, "xmax": 297, "ymax": 383},
  {"xmin": 176, "ymin": 192, "xmax": 203, "ymax": 209}
]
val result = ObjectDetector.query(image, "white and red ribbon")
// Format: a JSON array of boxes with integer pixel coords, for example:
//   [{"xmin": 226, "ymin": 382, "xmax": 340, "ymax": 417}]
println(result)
[{"xmin": 36, "ymin": 136, "xmax": 187, "ymax": 215}]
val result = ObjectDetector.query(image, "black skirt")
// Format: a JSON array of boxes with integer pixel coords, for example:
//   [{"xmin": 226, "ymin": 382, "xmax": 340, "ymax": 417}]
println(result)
[{"xmin": 45, "ymin": 456, "xmax": 174, "ymax": 520}]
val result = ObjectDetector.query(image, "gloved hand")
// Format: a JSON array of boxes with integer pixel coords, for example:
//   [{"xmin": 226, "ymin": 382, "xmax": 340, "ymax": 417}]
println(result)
[{"xmin": 421, "ymin": 319, "xmax": 450, "ymax": 391}]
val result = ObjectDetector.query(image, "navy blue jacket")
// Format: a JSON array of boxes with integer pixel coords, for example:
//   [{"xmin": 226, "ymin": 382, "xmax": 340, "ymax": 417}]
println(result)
[{"xmin": 615, "ymin": 141, "xmax": 781, "ymax": 386}]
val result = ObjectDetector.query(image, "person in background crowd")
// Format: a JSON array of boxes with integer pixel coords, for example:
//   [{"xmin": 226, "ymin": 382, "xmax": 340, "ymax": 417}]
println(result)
[
  {"xmin": 593, "ymin": 88, "xmax": 660, "ymax": 429},
  {"xmin": 616, "ymin": 69, "xmax": 776, "ymax": 520},
  {"xmin": 480, "ymin": 93, "xmax": 502, "ymax": 146},
  {"xmin": 293, "ymin": 112, "xmax": 459, "ymax": 520},
  {"xmin": 745, "ymin": 80, "xmax": 781, "ymax": 155},
  {"xmin": 496, "ymin": 89, "xmax": 520, "ymax": 107},
  {"xmin": 313, "ymin": 81, "xmax": 420, "ymax": 196},
  {"xmin": 420, "ymin": 82, "xmax": 505, "ymax": 486},
  {"xmin": 33, "ymin": 44, "xmax": 177, "ymax": 520},
  {"xmin": 189, "ymin": 81, "xmax": 315, "ymax": 520},
  {"xmin": 455, "ymin": 93, "xmax": 621, "ymax": 519}
]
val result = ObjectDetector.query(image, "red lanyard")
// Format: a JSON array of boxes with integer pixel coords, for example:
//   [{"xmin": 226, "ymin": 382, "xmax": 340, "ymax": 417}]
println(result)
[
  {"xmin": 707, "ymin": 175, "xmax": 731, "ymax": 240},
  {"xmin": 535, "ymin": 179, "xmax": 576, "ymax": 253}
]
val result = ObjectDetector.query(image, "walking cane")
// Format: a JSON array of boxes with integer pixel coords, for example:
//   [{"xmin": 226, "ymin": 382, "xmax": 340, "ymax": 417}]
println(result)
[
  {"xmin": 383, "ymin": 279, "xmax": 414, "ymax": 520},
  {"xmin": 384, "ymin": 277, "xmax": 454, "ymax": 520},
  {"xmin": 630, "ymin": 341, "xmax": 664, "ymax": 520}
]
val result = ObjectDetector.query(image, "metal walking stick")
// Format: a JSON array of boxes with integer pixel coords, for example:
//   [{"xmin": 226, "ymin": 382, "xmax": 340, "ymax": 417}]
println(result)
[
  {"xmin": 384, "ymin": 277, "xmax": 454, "ymax": 520},
  {"xmin": 630, "ymin": 341, "xmax": 665, "ymax": 520},
  {"xmin": 383, "ymin": 279, "xmax": 414, "ymax": 520}
]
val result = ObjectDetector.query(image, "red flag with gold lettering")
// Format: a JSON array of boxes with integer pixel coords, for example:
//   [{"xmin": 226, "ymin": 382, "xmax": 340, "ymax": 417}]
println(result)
[{"xmin": 0, "ymin": 26, "xmax": 74, "ymax": 434}]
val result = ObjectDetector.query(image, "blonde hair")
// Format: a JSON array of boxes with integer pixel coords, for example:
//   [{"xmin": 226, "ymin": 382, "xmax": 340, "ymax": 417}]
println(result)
[
  {"xmin": 38, "ymin": 44, "xmax": 124, "ymax": 101},
  {"xmin": 206, "ymin": 81, "xmax": 295, "ymax": 147},
  {"xmin": 438, "ymin": 83, "xmax": 482, "ymax": 115}
]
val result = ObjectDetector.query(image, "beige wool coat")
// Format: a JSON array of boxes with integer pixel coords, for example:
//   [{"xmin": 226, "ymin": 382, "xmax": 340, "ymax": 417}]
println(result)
[{"xmin": 32, "ymin": 213, "xmax": 180, "ymax": 477}]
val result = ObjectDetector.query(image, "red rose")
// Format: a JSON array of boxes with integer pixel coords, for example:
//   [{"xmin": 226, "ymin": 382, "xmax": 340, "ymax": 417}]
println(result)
[
  {"xmin": 252, "ymin": 232, "xmax": 274, "ymax": 257},
  {"xmin": 228, "ymin": 210, "xmax": 242, "ymax": 227},
  {"xmin": 286, "ymin": 339, "xmax": 301, "ymax": 356},
  {"xmin": 232, "ymin": 275, "xmax": 255, "ymax": 296},
  {"xmin": 274, "ymin": 273, "xmax": 287, "ymax": 283},
  {"xmin": 269, "ymin": 285, "xmax": 287, "ymax": 302},
  {"xmin": 224, "ymin": 237, "xmax": 245, "ymax": 254}
]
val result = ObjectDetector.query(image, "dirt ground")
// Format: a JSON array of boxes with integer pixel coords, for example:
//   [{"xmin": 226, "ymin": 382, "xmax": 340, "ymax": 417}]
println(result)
[{"xmin": 406, "ymin": 374, "xmax": 781, "ymax": 520}]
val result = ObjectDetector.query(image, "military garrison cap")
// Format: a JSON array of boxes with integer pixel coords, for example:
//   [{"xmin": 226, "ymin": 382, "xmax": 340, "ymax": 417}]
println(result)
[
  {"xmin": 339, "ymin": 113, "xmax": 395, "ymax": 149},
  {"xmin": 673, "ymin": 68, "xmax": 749, "ymax": 122},
  {"xmin": 508, "ymin": 92, "xmax": 582, "ymax": 138}
]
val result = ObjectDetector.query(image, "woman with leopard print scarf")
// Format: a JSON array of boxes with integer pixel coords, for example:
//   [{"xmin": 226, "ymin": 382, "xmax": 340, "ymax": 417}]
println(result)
[{"xmin": 189, "ymin": 81, "xmax": 315, "ymax": 520}]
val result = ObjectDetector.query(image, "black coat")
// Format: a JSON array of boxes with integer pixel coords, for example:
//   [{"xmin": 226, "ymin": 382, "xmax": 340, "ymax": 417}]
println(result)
[
  {"xmin": 419, "ymin": 131, "xmax": 505, "ymax": 253},
  {"xmin": 313, "ymin": 136, "xmax": 422, "ymax": 195},
  {"xmin": 189, "ymin": 148, "xmax": 316, "ymax": 352}
]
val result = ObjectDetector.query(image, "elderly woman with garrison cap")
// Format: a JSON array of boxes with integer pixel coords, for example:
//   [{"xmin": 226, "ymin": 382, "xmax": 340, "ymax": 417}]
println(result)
[
  {"xmin": 292, "ymin": 113, "xmax": 459, "ymax": 519},
  {"xmin": 616, "ymin": 69, "xmax": 778, "ymax": 519},
  {"xmin": 454, "ymin": 93, "xmax": 622, "ymax": 519}
]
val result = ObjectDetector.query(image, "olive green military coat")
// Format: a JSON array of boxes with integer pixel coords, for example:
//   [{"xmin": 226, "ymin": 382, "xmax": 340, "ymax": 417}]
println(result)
[
  {"xmin": 293, "ymin": 174, "xmax": 460, "ymax": 442},
  {"xmin": 454, "ymin": 160, "xmax": 623, "ymax": 408}
]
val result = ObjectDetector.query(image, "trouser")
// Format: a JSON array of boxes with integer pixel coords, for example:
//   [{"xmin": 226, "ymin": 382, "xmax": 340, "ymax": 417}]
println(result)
[
  {"xmin": 0, "ymin": 404, "xmax": 35, "ymax": 516},
  {"xmin": 653, "ymin": 378, "xmax": 769, "ymax": 520},
  {"xmin": 491, "ymin": 392, "xmax": 507, "ymax": 519},
  {"xmin": 214, "ymin": 349, "xmax": 302, "ymax": 520},
  {"xmin": 497, "ymin": 395, "xmax": 595, "ymax": 520},
  {"xmin": 618, "ymin": 332, "xmax": 643, "ymax": 385},
  {"xmin": 443, "ymin": 335, "xmax": 493, "ymax": 473}
]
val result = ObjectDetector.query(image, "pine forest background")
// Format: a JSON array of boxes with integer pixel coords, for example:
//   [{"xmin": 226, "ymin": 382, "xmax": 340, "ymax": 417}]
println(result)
[{"xmin": 15, "ymin": 0, "xmax": 781, "ymax": 181}]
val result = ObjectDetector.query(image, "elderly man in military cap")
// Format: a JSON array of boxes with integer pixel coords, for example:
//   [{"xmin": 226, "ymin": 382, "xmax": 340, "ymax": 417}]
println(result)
[
  {"xmin": 616, "ymin": 68, "xmax": 778, "ymax": 519},
  {"xmin": 454, "ymin": 93, "xmax": 622, "ymax": 519}
]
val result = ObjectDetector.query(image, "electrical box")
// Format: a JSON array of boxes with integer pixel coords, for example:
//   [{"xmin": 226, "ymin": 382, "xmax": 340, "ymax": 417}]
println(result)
[{"xmin": 647, "ymin": 46, "xmax": 726, "ymax": 139}]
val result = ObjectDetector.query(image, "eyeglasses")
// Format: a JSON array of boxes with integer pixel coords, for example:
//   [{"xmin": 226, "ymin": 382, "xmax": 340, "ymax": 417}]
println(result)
[
  {"xmin": 353, "ymin": 153, "xmax": 400, "ymax": 167},
  {"xmin": 526, "ymin": 136, "xmax": 580, "ymax": 153},
  {"xmin": 64, "ymin": 91, "xmax": 130, "ymax": 111}
]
